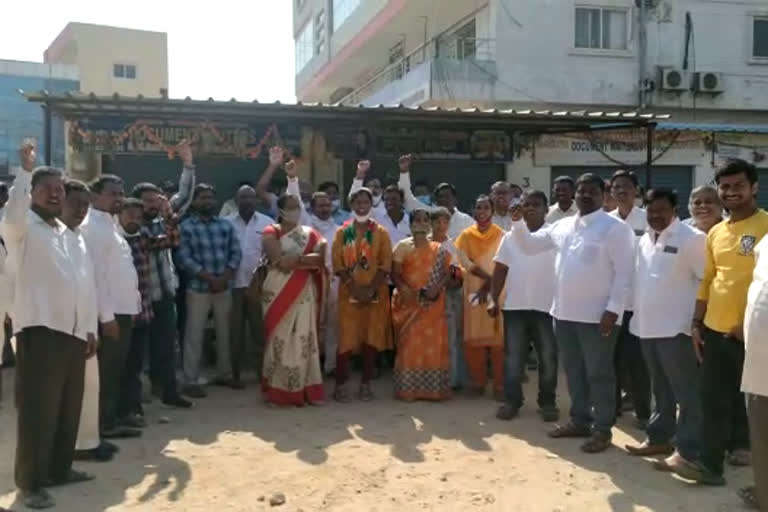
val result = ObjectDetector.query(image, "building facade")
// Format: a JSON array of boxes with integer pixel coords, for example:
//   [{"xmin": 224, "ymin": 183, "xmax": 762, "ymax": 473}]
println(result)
[
  {"xmin": 45, "ymin": 23, "xmax": 168, "ymax": 98},
  {"xmin": 0, "ymin": 60, "xmax": 79, "ymax": 175},
  {"xmin": 293, "ymin": 0, "xmax": 768, "ymax": 208}
]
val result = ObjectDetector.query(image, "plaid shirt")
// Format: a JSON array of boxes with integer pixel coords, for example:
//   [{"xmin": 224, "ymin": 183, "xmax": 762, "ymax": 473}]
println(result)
[
  {"xmin": 143, "ymin": 218, "xmax": 180, "ymax": 301},
  {"xmin": 125, "ymin": 219, "xmax": 181, "ymax": 321},
  {"xmin": 178, "ymin": 215, "xmax": 241, "ymax": 293}
]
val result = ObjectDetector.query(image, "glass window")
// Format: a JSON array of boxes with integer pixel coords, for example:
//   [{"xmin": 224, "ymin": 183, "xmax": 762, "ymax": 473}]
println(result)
[
  {"xmin": 575, "ymin": 7, "xmax": 628, "ymax": 50},
  {"xmin": 126, "ymin": 65, "xmax": 137, "ymax": 79},
  {"xmin": 754, "ymin": 17, "xmax": 768, "ymax": 59},
  {"xmin": 113, "ymin": 64, "xmax": 125, "ymax": 78},
  {"xmin": 315, "ymin": 10, "xmax": 326, "ymax": 56},
  {"xmin": 332, "ymin": 0, "xmax": 360, "ymax": 32},
  {"xmin": 295, "ymin": 19, "xmax": 314, "ymax": 73}
]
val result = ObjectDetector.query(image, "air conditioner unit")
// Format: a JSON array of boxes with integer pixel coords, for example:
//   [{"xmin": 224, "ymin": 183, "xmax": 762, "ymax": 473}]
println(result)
[
  {"xmin": 658, "ymin": 67, "xmax": 689, "ymax": 92},
  {"xmin": 694, "ymin": 72, "xmax": 725, "ymax": 94}
]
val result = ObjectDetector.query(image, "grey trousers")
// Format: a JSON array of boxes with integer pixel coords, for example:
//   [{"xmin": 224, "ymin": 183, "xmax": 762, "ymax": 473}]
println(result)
[
  {"xmin": 748, "ymin": 393, "xmax": 768, "ymax": 509},
  {"xmin": 640, "ymin": 335, "xmax": 702, "ymax": 460},
  {"xmin": 554, "ymin": 319, "xmax": 618, "ymax": 435},
  {"xmin": 183, "ymin": 290, "xmax": 233, "ymax": 385},
  {"xmin": 446, "ymin": 287, "xmax": 466, "ymax": 388}
]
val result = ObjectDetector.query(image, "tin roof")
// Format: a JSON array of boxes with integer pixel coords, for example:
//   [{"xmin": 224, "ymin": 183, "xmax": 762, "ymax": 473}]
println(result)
[
  {"xmin": 657, "ymin": 122, "xmax": 768, "ymax": 134},
  {"xmin": 22, "ymin": 90, "xmax": 669, "ymax": 133}
]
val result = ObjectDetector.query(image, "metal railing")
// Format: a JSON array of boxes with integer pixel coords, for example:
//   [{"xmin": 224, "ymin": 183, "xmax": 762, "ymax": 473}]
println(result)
[{"xmin": 335, "ymin": 37, "xmax": 495, "ymax": 106}]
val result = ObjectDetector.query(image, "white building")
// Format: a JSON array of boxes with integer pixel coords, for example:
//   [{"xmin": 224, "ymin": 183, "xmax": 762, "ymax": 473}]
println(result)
[{"xmin": 293, "ymin": 0, "xmax": 768, "ymax": 210}]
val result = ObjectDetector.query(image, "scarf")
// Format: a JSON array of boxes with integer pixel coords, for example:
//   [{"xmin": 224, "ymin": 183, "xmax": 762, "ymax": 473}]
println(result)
[{"xmin": 342, "ymin": 219, "xmax": 375, "ymax": 270}]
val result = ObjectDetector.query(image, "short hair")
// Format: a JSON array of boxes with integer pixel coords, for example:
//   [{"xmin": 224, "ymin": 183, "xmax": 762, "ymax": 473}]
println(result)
[
  {"xmin": 383, "ymin": 184, "xmax": 404, "ymax": 201},
  {"xmin": 90, "ymin": 174, "xmax": 123, "ymax": 194},
  {"xmin": 553, "ymin": 175, "xmax": 575, "ymax": 188},
  {"xmin": 408, "ymin": 208, "xmax": 431, "ymax": 225},
  {"xmin": 121, "ymin": 197, "xmax": 144, "ymax": 211},
  {"xmin": 0, "ymin": 182, "xmax": 8, "ymax": 193},
  {"xmin": 131, "ymin": 182, "xmax": 163, "ymax": 198},
  {"xmin": 610, "ymin": 169, "xmax": 639, "ymax": 187},
  {"xmin": 413, "ymin": 180, "xmax": 430, "ymax": 191},
  {"xmin": 576, "ymin": 173, "xmax": 606, "ymax": 192},
  {"xmin": 645, "ymin": 188, "xmax": 678, "ymax": 208},
  {"xmin": 192, "ymin": 183, "xmax": 215, "ymax": 199},
  {"xmin": 491, "ymin": 180, "xmax": 509, "ymax": 191},
  {"xmin": 475, "ymin": 194, "xmax": 492, "ymax": 207},
  {"xmin": 317, "ymin": 181, "xmax": 339, "ymax": 194},
  {"xmin": 31, "ymin": 166, "xmax": 64, "ymax": 189},
  {"xmin": 349, "ymin": 187, "xmax": 373, "ymax": 203},
  {"xmin": 310, "ymin": 191, "xmax": 330, "ymax": 209},
  {"xmin": 434, "ymin": 182, "xmax": 456, "ymax": 198},
  {"xmin": 64, "ymin": 179, "xmax": 89, "ymax": 195},
  {"xmin": 688, "ymin": 184, "xmax": 720, "ymax": 204},
  {"xmin": 715, "ymin": 159, "xmax": 758, "ymax": 185},
  {"xmin": 522, "ymin": 189, "xmax": 548, "ymax": 206},
  {"xmin": 430, "ymin": 206, "xmax": 452, "ymax": 222},
  {"xmin": 509, "ymin": 183, "xmax": 523, "ymax": 194}
]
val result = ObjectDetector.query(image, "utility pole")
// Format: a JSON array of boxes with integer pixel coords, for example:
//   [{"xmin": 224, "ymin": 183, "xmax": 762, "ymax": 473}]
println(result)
[{"xmin": 638, "ymin": 0, "xmax": 648, "ymax": 110}]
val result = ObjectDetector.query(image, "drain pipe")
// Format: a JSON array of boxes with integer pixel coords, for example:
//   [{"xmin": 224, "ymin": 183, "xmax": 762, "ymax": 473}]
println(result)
[{"xmin": 638, "ymin": 0, "xmax": 648, "ymax": 110}]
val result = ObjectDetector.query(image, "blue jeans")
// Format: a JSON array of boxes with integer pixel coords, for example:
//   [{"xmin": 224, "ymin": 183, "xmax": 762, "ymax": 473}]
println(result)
[
  {"xmin": 554, "ymin": 319, "xmax": 618, "ymax": 435},
  {"xmin": 502, "ymin": 310, "xmax": 558, "ymax": 409},
  {"xmin": 640, "ymin": 335, "xmax": 702, "ymax": 461},
  {"xmin": 446, "ymin": 288, "xmax": 466, "ymax": 388}
]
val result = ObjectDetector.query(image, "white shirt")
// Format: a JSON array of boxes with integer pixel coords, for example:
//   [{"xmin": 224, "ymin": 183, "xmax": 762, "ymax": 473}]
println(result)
[
  {"xmin": 494, "ymin": 224, "xmax": 556, "ymax": 313},
  {"xmin": 349, "ymin": 178, "xmax": 386, "ymax": 219},
  {"xmin": 376, "ymin": 211, "xmax": 411, "ymax": 247},
  {"xmin": 397, "ymin": 171, "xmax": 474, "ymax": 239},
  {"xmin": 0, "ymin": 239, "xmax": 10, "ymax": 320},
  {"xmin": 629, "ymin": 219, "xmax": 707, "ymax": 339},
  {"xmin": 0, "ymin": 172, "xmax": 98, "ymax": 342},
  {"xmin": 311, "ymin": 215, "xmax": 340, "ymax": 272},
  {"xmin": 546, "ymin": 202, "xmax": 578, "ymax": 224},
  {"xmin": 743, "ymin": 236, "xmax": 768, "ymax": 397},
  {"xmin": 226, "ymin": 211, "xmax": 274, "ymax": 289},
  {"xmin": 511, "ymin": 209, "xmax": 635, "ymax": 323},
  {"xmin": 610, "ymin": 206, "xmax": 648, "ymax": 311},
  {"xmin": 81, "ymin": 209, "xmax": 140, "ymax": 319},
  {"xmin": 492, "ymin": 213, "xmax": 513, "ymax": 232}
]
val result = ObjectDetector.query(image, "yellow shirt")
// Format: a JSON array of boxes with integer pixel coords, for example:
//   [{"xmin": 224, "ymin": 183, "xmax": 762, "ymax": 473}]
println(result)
[{"xmin": 698, "ymin": 209, "xmax": 768, "ymax": 333}]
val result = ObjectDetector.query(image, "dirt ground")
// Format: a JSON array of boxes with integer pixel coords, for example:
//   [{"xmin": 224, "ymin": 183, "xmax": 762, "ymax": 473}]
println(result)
[{"xmin": 0, "ymin": 368, "xmax": 753, "ymax": 512}]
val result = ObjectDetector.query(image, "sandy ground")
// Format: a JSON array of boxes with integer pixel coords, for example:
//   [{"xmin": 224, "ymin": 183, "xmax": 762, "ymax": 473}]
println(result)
[{"xmin": 0, "ymin": 367, "xmax": 754, "ymax": 512}]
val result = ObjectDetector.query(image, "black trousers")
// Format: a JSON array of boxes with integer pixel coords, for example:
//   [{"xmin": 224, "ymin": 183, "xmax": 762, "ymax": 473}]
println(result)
[
  {"xmin": 98, "ymin": 314, "xmax": 133, "ymax": 430},
  {"xmin": 700, "ymin": 326, "xmax": 750, "ymax": 476},
  {"xmin": 15, "ymin": 327, "xmax": 86, "ymax": 491},
  {"xmin": 149, "ymin": 296, "xmax": 179, "ymax": 401},
  {"xmin": 614, "ymin": 311, "xmax": 651, "ymax": 420},
  {"xmin": 748, "ymin": 394, "xmax": 768, "ymax": 508},
  {"xmin": 118, "ymin": 321, "xmax": 149, "ymax": 418}
]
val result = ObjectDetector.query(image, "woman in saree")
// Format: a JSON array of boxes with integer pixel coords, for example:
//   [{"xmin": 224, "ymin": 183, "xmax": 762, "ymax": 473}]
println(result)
[
  {"xmin": 391, "ymin": 209, "xmax": 453, "ymax": 401},
  {"xmin": 454, "ymin": 195, "xmax": 505, "ymax": 399},
  {"xmin": 261, "ymin": 193, "xmax": 326, "ymax": 407}
]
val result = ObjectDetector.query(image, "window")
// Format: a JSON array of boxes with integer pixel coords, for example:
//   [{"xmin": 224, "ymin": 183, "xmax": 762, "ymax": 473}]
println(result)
[
  {"xmin": 754, "ymin": 17, "xmax": 768, "ymax": 59},
  {"xmin": 332, "ymin": 0, "xmax": 360, "ymax": 32},
  {"xmin": 295, "ymin": 19, "xmax": 314, "ymax": 73},
  {"xmin": 113, "ymin": 63, "xmax": 136, "ymax": 79},
  {"xmin": 575, "ymin": 7, "xmax": 629, "ymax": 51},
  {"xmin": 314, "ymin": 10, "xmax": 326, "ymax": 56},
  {"xmin": 296, "ymin": 0, "xmax": 305, "ymax": 10}
]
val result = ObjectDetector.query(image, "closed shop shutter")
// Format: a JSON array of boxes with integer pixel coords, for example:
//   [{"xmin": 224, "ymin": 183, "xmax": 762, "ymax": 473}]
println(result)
[
  {"xmin": 344, "ymin": 160, "xmax": 505, "ymax": 213},
  {"xmin": 551, "ymin": 166, "xmax": 694, "ymax": 218},
  {"xmin": 757, "ymin": 168, "xmax": 768, "ymax": 210}
]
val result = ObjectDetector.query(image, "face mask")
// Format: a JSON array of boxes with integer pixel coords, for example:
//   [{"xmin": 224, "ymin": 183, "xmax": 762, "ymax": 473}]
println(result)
[
  {"xmin": 411, "ymin": 224, "xmax": 431, "ymax": 235},
  {"xmin": 354, "ymin": 212, "xmax": 371, "ymax": 223},
  {"xmin": 280, "ymin": 208, "xmax": 301, "ymax": 224},
  {"xmin": 634, "ymin": 198, "xmax": 644, "ymax": 208},
  {"xmin": 331, "ymin": 199, "xmax": 341, "ymax": 212},
  {"xmin": 372, "ymin": 194, "xmax": 382, "ymax": 206},
  {"xmin": 416, "ymin": 195, "xmax": 432, "ymax": 206}
]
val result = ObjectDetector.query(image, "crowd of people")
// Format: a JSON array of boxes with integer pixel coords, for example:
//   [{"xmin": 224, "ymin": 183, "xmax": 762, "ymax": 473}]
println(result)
[{"xmin": 0, "ymin": 141, "xmax": 766, "ymax": 511}]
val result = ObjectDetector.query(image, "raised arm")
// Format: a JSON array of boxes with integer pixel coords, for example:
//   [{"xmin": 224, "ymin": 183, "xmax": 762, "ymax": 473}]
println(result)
[
  {"xmin": 170, "ymin": 140, "xmax": 196, "ymax": 212},
  {"xmin": 256, "ymin": 146, "xmax": 283, "ymax": 208},
  {"xmin": 509, "ymin": 219, "xmax": 557, "ymax": 255},
  {"xmin": 348, "ymin": 160, "xmax": 369, "ymax": 199},
  {"xmin": 1, "ymin": 143, "xmax": 37, "ymax": 244},
  {"xmin": 284, "ymin": 160, "xmax": 312, "ymax": 226},
  {"xmin": 398, "ymin": 156, "xmax": 430, "ymax": 212}
]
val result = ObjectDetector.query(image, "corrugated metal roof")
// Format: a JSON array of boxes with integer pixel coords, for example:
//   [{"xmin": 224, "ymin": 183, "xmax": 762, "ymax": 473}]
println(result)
[
  {"xmin": 657, "ymin": 122, "xmax": 768, "ymax": 134},
  {"xmin": 20, "ymin": 91, "xmax": 670, "ymax": 133}
]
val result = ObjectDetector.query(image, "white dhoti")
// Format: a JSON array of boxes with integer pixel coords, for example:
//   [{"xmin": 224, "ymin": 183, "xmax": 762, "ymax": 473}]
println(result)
[
  {"xmin": 75, "ymin": 356, "xmax": 100, "ymax": 450},
  {"xmin": 322, "ymin": 277, "xmax": 339, "ymax": 374}
]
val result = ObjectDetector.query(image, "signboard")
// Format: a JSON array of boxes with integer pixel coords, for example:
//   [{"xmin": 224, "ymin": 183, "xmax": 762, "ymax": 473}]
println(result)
[
  {"xmin": 375, "ymin": 126, "xmax": 512, "ymax": 161},
  {"xmin": 534, "ymin": 130, "xmax": 705, "ymax": 167},
  {"xmin": 715, "ymin": 133, "xmax": 768, "ymax": 168}
]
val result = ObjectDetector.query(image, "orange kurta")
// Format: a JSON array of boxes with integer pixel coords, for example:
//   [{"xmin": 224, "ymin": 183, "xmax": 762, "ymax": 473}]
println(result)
[
  {"xmin": 332, "ymin": 221, "xmax": 393, "ymax": 354},
  {"xmin": 391, "ymin": 239, "xmax": 452, "ymax": 401},
  {"xmin": 454, "ymin": 224, "xmax": 505, "ymax": 347}
]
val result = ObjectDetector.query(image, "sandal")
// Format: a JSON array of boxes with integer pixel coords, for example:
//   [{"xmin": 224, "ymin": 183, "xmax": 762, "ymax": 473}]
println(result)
[
  {"xmin": 496, "ymin": 404, "xmax": 520, "ymax": 421},
  {"xmin": 548, "ymin": 422, "xmax": 591, "ymax": 439},
  {"xmin": 738, "ymin": 485, "xmax": 760, "ymax": 510},
  {"xmin": 22, "ymin": 489, "xmax": 54, "ymax": 509},
  {"xmin": 581, "ymin": 433, "xmax": 612, "ymax": 454},
  {"xmin": 358, "ymin": 384, "xmax": 374, "ymax": 402},
  {"xmin": 727, "ymin": 449, "xmax": 752, "ymax": 467},
  {"xmin": 333, "ymin": 385, "xmax": 352, "ymax": 403},
  {"xmin": 45, "ymin": 469, "xmax": 95, "ymax": 488}
]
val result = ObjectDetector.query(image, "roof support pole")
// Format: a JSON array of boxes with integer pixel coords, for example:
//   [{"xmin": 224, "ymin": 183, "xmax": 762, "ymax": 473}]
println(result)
[{"xmin": 43, "ymin": 103, "xmax": 52, "ymax": 166}]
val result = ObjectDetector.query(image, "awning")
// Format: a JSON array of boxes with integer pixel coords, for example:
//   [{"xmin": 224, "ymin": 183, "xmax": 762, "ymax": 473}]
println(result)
[{"xmin": 657, "ymin": 122, "xmax": 768, "ymax": 134}]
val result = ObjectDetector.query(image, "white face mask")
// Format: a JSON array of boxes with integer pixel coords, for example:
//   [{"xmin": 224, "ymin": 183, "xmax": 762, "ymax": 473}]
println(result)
[
  {"xmin": 331, "ymin": 199, "xmax": 341, "ymax": 212},
  {"xmin": 354, "ymin": 212, "xmax": 371, "ymax": 223},
  {"xmin": 280, "ymin": 208, "xmax": 301, "ymax": 224},
  {"xmin": 372, "ymin": 194, "xmax": 382, "ymax": 206}
]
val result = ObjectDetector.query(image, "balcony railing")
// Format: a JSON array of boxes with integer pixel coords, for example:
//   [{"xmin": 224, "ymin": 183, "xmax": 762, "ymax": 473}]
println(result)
[{"xmin": 335, "ymin": 37, "xmax": 496, "ymax": 106}]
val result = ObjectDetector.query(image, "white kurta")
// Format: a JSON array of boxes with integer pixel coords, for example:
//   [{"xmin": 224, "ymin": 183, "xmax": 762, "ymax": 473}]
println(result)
[{"xmin": 743, "ymin": 236, "xmax": 768, "ymax": 398}]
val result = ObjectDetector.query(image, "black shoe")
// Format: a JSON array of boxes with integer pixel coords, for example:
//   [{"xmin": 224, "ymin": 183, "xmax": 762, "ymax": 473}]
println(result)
[
  {"xmin": 74, "ymin": 446, "xmax": 113, "ymax": 462},
  {"xmin": 182, "ymin": 384, "xmax": 207, "ymax": 398},
  {"xmin": 164, "ymin": 394, "xmax": 194, "ymax": 408},
  {"xmin": 100, "ymin": 440, "xmax": 119, "ymax": 454},
  {"xmin": 496, "ymin": 404, "xmax": 520, "ymax": 421},
  {"xmin": 102, "ymin": 426, "xmax": 142, "ymax": 439},
  {"xmin": 120, "ymin": 414, "xmax": 147, "ymax": 428}
]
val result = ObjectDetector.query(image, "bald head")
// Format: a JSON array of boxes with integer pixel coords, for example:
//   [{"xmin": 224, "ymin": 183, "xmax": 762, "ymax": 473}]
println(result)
[{"xmin": 236, "ymin": 184, "xmax": 258, "ymax": 219}]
